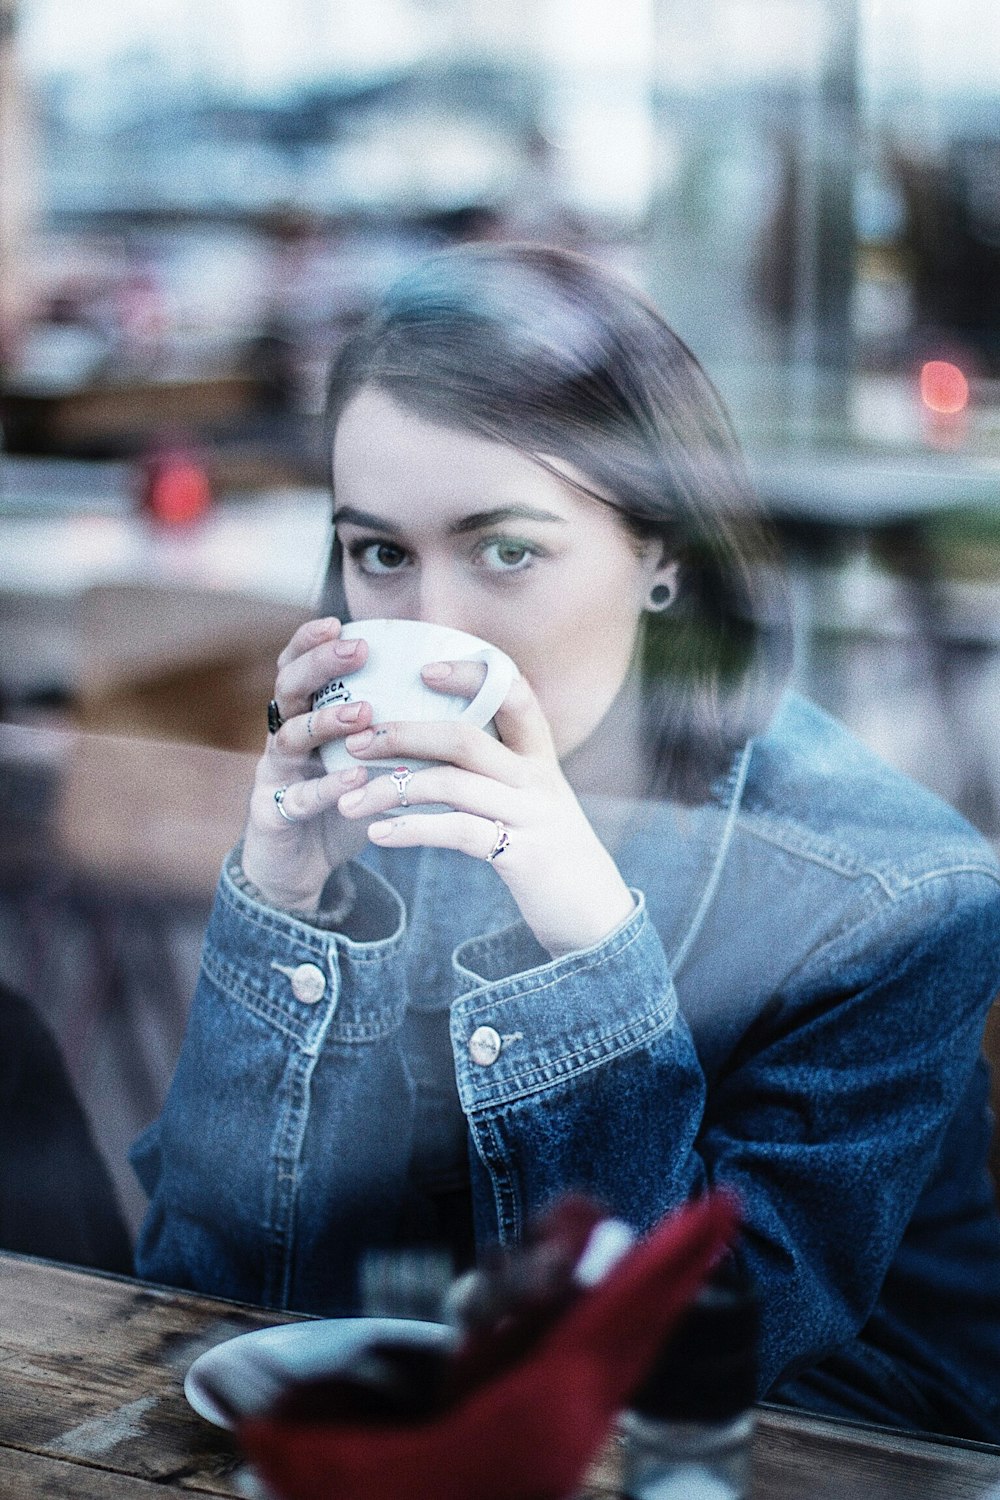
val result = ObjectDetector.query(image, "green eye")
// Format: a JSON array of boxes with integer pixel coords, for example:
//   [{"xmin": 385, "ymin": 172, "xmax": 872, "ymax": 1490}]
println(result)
[{"xmin": 479, "ymin": 538, "xmax": 539, "ymax": 572}]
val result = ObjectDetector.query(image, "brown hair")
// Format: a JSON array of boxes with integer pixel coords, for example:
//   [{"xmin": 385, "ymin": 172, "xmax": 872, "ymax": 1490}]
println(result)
[{"xmin": 322, "ymin": 241, "xmax": 792, "ymax": 802}]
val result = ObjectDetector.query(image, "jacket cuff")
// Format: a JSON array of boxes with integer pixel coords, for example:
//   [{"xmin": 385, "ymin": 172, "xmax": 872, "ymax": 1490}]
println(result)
[
  {"xmin": 451, "ymin": 890, "xmax": 642, "ymax": 984},
  {"xmin": 205, "ymin": 855, "xmax": 408, "ymax": 1044},
  {"xmin": 449, "ymin": 894, "xmax": 679, "ymax": 1111}
]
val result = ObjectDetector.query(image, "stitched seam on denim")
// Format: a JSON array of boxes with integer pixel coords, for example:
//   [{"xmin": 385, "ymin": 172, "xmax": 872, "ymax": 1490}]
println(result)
[
  {"xmin": 739, "ymin": 816, "xmax": 1000, "ymax": 895},
  {"xmin": 452, "ymin": 890, "xmax": 646, "ymax": 985},
  {"xmin": 903, "ymin": 863, "xmax": 1000, "ymax": 890},
  {"xmin": 226, "ymin": 849, "xmax": 356, "ymax": 929},
  {"xmin": 219, "ymin": 863, "xmax": 407, "ymax": 961},
  {"xmin": 265, "ymin": 1051, "xmax": 310, "ymax": 1307},
  {"xmin": 462, "ymin": 1003, "xmax": 677, "ymax": 1107},
  {"xmin": 200, "ymin": 948, "xmax": 399, "ymax": 1044},
  {"xmin": 738, "ymin": 816, "xmax": 890, "ymax": 885},
  {"xmin": 326, "ymin": 1018, "xmax": 405, "ymax": 1043},
  {"xmin": 219, "ymin": 870, "xmax": 331, "ymax": 954},
  {"xmin": 276, "ymin": 996, "xmax": 342, "ymax": 1302},
  {"xmin": 201, "ymin": 949, "xmax": 316, "ymax": 1044},
  {"xmin": 773, "ymin": 868, "xmax": 1000, "ymax": 998},
  {"xmin": 454, "ymin": 911, "xmax": 648, "ymax": 1013},
  {"xmin": 672, "ymin": 737, "xmax": 753, "ymax": 978},
  {"xmin": 470, "ymin": 1115, "xmax": 519, "ymax": 1244},
  {"xmin": 465, "ymin": 1011, "xmax": 678, "ymax": 1111}
]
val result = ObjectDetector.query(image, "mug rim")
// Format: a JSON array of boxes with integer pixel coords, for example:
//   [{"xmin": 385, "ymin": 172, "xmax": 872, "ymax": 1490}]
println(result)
[{"xmin": 338, "ymin": 617, "xmax": 504, "ymax": 655}]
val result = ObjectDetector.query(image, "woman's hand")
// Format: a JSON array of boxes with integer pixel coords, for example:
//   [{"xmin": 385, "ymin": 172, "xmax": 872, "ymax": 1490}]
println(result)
[
  {"xmin": 336, "ymin": 662, "xmax": 636, "ymax": 958},
  {"xmin": 240, "ymin": 618, "xmax": 377, "ymax": 914}
]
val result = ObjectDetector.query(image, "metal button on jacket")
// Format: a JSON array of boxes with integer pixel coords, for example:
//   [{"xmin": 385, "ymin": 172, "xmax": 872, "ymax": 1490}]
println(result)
[
  {"xmin": 468, "ymin": 1025, "xmax": 502, "ymax": 1066},
  {"xmin": 290, "ymin": 963, "xmax": 326, "ymax": 1005}
]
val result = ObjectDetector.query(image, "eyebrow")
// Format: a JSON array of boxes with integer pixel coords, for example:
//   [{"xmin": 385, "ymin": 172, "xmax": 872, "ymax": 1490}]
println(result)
[{"xmin": 332, "ymin": 504, "xmax": 567, "ymax": 535}]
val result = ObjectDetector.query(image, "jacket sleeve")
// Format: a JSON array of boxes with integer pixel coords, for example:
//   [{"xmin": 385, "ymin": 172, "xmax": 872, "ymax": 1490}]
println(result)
[
  {"xmin": 448, "ymin": 870, "xmax": 1000, "ymax": 1392},
  {"xmin": 130, "ymin": 854, "xmax": 411, "ymax": 1311}
]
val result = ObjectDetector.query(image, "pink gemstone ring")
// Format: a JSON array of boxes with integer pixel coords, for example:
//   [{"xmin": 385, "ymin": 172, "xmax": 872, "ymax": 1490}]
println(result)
[{"xmin": 391, "ymin": 765, "xmax": 413, "ymax": 807}]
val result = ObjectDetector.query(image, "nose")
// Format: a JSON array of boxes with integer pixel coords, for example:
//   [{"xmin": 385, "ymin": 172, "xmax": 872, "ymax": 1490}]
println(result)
[{"xmin": 413, "ymin": 567, "xmax": 476, "ymax": 635}]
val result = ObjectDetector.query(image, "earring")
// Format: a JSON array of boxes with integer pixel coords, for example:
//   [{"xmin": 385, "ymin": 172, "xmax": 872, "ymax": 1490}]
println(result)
[{"xmin": 648, "ymin": 582, "xmax": 675, "ymax": 612}]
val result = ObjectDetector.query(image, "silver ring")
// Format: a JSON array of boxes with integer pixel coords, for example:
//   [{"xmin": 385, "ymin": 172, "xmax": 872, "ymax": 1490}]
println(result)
[
  {"xmin": 485, "ymin": 820, "xmax": 510, "ymax": 863},
  {"xmin": 391, "ymin": 765, "xmax": 413, "ymax": 807},
  {"xmin": 274, "ymin": 785, "xmax": 297, "ymax": 823}
]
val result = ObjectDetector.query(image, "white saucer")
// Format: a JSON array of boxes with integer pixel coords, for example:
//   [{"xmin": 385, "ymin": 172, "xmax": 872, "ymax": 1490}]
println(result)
[{"xmin": 184, "ymin": 1317, "xmax": 454, "ymax": 1429}]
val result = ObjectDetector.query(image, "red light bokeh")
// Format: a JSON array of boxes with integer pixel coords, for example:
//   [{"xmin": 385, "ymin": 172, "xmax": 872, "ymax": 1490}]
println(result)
[
  {"xmin": 145, "ymin": 456, "xmax": 212, "ymax": 525},
  {"xmin": 919, "ymin": 361, "xmax": 969, "ymax": 415}
]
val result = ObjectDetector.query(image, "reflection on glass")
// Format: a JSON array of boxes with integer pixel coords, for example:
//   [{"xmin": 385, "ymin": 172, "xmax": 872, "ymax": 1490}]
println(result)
[
  {"xmin": 120, "ymin": 245, "xmax": 1000, "ymax": 1446},
  {"xmin": 1, "ymin": 0, "xmax": 999, "ymax": 1455}
]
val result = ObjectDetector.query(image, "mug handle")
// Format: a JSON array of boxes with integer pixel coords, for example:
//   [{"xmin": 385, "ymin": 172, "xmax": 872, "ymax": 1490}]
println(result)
[{"xmin": 458, "ymin": 648, "xmax": 518, "ymax": 728}]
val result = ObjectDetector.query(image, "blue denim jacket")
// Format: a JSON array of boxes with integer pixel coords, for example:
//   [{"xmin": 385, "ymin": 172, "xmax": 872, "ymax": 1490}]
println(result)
[{"xmin": 131, "ymin": 693, "xmax": 1000, "ymax": 1438}]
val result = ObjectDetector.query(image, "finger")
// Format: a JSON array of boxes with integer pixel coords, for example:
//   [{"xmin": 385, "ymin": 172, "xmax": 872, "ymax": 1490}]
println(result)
[
  {"xmin": 422, "ymin": 661, "xmax": 553, "ymax": 759},
  {"xmin": 367, "ymin": 810, "xmax": 509, "ymax": 864},
  {"xmin": 420, "ymin": 659, "xmax": 487, "ymax": 700},
  {"xmin": 488, "ymin": 670, "xmax": 556, "ymax": 758},
  {"xmin": 268, "ymin": 700, "xmax": 374, "ymax": 766},
  {"xmin": 276, "ymin": 616, "xmax": 343, "ymax": 672},
  {"xmin": 252, "ymin": 765, "xmax": 369, "ymax": 827},
  {"xmin": 273, "ymin": 633, "xmax": 369, "ymax": 720},
  {"xmin": 343, "ymin": 720, "xmax": 526, "ymax": 785},
  {"xmin": 337, "ymin": 763, "xmax": 519, "ymax": 823}
]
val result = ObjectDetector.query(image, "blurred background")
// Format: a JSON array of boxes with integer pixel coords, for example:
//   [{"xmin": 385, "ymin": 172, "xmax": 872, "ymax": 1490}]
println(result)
[{"xmin": 1, "ymin": 0, "xmax": 998, "ymax": 1250}]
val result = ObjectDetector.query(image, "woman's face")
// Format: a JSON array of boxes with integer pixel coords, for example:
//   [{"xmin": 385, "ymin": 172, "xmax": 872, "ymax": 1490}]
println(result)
[{"xmin": 332, "ymin": 387, "xmax": 673, "ymax": 757}]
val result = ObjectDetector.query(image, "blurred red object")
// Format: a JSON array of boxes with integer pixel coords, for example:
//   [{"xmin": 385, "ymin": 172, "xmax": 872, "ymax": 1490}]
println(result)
[
  {"xmin": 920, "ymin": 360, "xmax": 969, "ymax": 415},
  {"xmin": 142, "ymin": 448, "xmax": 212, "ymax": 525},
  {"xmin": 238, "ymin": 1192, "xmax": 740, "ymax": 1500}
]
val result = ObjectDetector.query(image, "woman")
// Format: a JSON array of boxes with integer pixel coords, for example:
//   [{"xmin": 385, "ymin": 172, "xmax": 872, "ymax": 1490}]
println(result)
[{"xmin": 132, "ymin": 243, "xmax": 1000, "ymax": 1440}]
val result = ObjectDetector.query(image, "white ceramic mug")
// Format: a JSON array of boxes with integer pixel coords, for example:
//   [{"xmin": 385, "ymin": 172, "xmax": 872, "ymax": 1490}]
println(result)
[{"xmin": 315, "ymin": 619, "xmax": 517, "ymax": 777}]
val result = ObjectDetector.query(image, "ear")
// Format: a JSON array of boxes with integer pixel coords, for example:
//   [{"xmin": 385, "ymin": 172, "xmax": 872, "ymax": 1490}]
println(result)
[{"xmin": 646, "ymin": 557, "xmax": 680, "ymax": 613}]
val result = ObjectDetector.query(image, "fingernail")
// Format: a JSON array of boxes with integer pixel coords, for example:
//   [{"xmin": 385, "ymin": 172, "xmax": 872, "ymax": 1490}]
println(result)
[
  {"xmin": 341, "ymin": 764, "xmax": 366, "ymax": 784},
  {"xmin": 337, "ymin": 702, "xmax": 363, "ymax": 723},
  {"xmin": 345, "ymin": 729, "xmax": 374, "ymax": 751},
  {"xmin": 369, "ymin": 821, "xmax": 393, "ymax": 840},
  {"xmin": 422, "ymin": 661, "xmax": 451, "ymax": 682},
  {"xmin": 339, "ymin": 788, "xmax": 365, "ymax": 810},
  {"xmin": 334, "ymin": 639, "xmax": 357, "ymax": 658}
]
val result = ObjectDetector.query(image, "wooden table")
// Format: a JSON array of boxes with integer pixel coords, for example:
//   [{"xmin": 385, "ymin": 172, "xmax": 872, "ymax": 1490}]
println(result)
[{"xmin": 2, "ymin": 1252, "xmax": 1000, "ymax": 1500}]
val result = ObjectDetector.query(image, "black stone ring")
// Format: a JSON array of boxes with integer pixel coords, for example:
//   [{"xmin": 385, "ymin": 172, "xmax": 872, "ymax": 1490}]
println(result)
[{"xmin": 267, "ymin": 699, "xmax": 283, "ymax": 734}]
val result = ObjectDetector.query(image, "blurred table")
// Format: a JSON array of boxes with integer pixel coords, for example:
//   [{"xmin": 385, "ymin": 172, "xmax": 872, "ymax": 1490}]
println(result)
[
  {"xmin": 750, "ymin": 447, "xmax": 1000, "ymax": 835},
  {"xmin": 0, "ymin": 483, "xmax": 332, "ymax": 704},
  {"xmin": 0, "ymin": 485, "xmax": 331, "ymax": 601},
  {"xmin": 3, "ymin": 1252, "xmax": 1000, "ymax": 1500},
  {"xmin": 748, "ymin": 447, "xmax": 1000, "ymax": 653},
  {"xmin": 0, "ymin": 374, "xmax": 265, "ymax": 457},
  {"xmin": 748, "ymin": 446, "xmax": 1000, "ymax": 634},
  {"xmin": 749, "ymin": 448, "xmax": 1000, "ymax": 528}
]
